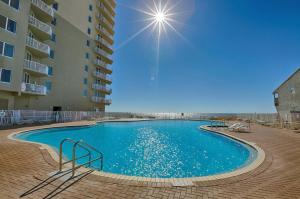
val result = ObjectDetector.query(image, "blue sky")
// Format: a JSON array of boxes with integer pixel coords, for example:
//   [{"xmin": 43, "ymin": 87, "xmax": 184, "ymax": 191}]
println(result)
[{"xmin": 107, "ymin": 0, "xmax": 300, "ymax": 113}]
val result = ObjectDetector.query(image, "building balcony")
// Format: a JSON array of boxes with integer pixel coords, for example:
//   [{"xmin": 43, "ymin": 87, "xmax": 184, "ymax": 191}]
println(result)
[
  {"xmin": 94, "ymin": 47, "xmax": 112, "ymax": 60},
  {"xmin": 43, "ymin": 0, "xmax": 55, "ymax": 5},
  {"xmin": 94, "ymin": 59, "xmax": 112, "ymax": 74},
  {"xmin": 28, "ymin": 15, "xmax": 52, "ymax": 40},
  {"xmin": 31, "ymin": 0, "xmax": 54, "ymax": 22},
  {"xmin": 96, "ymin": 12, "xmax": 114, "ymax": 30},
  {"xmin": 26, "ymin": 36, "xmax": 50, "ymax": 57},
  {"xmin": 92, "ymin": 84, "xmax": 112, "ymax": 94},
  {"xmin": 106, "ymin": 0, "xmax": 116, "ymax": 9},
  {"xmin": 24, "ymin": 59, "xmax": 49, "ymax": 76},
  {"xmin": 91, "ymin": 96, "xmax": 112, "ymax": 105},
  {"xmin": 96, "ymin": 25, "xmax": 114, "ymax": 42},
  {"xmin": 93, "ymin": 71, "xmax": 112, "ymax": 84},
  {"xmin": 101, "ymin": 0, "xmax": 116, "ymax": 16},
  {"xmin": 97, "ymin": 1, "xmax": 114, "ymax": 23},
  {"xmin": 21, "ymin": 82, "xmax": 47, "ymax": 95},
  {"xmin": 95, "ymin": 35, "xmax": 112, "ymax": 50}
]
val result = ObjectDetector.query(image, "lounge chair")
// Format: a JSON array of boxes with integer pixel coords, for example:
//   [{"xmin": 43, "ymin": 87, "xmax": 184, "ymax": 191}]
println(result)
[
  {"xmin": 228, "ymin": 123, "xmax": 241, "ymax": 130},
  {"xmin": 231, "ymin": 123, "xmax": 250, "ymax": 133}
]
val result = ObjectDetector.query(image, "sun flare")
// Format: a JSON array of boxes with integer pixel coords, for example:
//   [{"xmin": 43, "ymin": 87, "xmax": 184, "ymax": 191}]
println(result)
[
  {"xmin": 155, "ymin": 12, "xmax": 166, "ymax": 23},
  {"xmin": 118, "ymin": 0, "xmax": 186, "ymax": 46},
  {"xmin": 117, "ymin": 0, "xmax": 191, "ymax": 80}
]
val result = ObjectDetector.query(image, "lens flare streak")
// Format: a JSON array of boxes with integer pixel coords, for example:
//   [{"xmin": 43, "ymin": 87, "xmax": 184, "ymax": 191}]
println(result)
[{"xmin": 118, "ymin": 0, "xmax": 190, "ymax": 81}]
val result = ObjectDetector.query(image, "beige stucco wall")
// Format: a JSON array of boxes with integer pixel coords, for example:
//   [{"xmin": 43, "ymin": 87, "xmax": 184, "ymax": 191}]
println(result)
[
  {"xmin": 1, "ymin": 0, "xmax": 114, "ymax": 111},
  {"xmin": 274, "ymin": 69, "xmax": 300, "ymax": 122},
  {"xmin": 17, "ymin": 14, "xmax": 102, "ymax": 111},
  {"xmin": 0, "ymin": 91, "xmax": 14, "ymax": 109},
  {"xmin": 0, "ymin": 1, "xmax": 30, "ymax": 94}
]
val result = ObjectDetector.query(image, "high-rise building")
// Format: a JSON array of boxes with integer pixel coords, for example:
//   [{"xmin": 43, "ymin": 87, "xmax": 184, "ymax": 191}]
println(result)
[{"xmin": 0, "ymin": 0, "xmax": 115, "ymax": 111}]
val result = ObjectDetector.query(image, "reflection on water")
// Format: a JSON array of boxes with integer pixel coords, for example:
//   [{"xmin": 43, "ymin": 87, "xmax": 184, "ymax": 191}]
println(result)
[{"xmin": 16, "ymin": 120, "xmax": 256, "ymax": 178}]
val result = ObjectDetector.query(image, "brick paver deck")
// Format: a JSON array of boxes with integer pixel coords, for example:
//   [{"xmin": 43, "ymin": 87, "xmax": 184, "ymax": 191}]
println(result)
[{"xmin": 0, "ymin": 122, "xmax": 300, "ymax": 198}]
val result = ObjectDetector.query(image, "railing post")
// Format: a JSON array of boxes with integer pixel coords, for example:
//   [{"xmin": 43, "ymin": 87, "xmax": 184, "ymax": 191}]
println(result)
[
  {"xmin": 59, "ymin": 141, "xmax": 63, "ymax": 171},
  {"xmin": 100, "ymin": 156, "xmax": 103, "ymax": 171},
  {"xmin": 72, "ymin": 143, "xmax": 77, "ymax": 176},
  {"xmin": 88, "ymin": 152, "xmax": 91, "ymax": 167}
]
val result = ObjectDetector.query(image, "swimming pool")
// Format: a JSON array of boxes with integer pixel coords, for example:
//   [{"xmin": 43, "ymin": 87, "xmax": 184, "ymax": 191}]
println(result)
[{"xmin": 15, "ymin": 120, "xmax": 257, "ymax": 178}]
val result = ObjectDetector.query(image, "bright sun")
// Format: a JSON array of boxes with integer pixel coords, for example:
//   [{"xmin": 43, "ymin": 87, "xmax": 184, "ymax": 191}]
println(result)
[
  {"xmin": 155, "ymin": 12, "xmax": 166, "ymax": 23},
  {"xmin": 117, "ymin": 0, "xmax": 189, "ymax": 81},
  {"xmin": 117, "ymin": 0, "xmax": 189, "ymax": 52}
]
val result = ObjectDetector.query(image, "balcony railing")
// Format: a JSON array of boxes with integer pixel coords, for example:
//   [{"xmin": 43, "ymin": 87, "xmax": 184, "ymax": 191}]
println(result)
[
  {"xmin": 93, "ymin": 71, "xmax": 112, "ymax": 82},
  {"xmin": 21, "ymin": 82, "xmax": 47, "ymax": 95},
  {"xmin": 91, "ymin": 96, "xmax": 112, "ymax": 105},
  {"xmin": 24, "ymin": 59, "xmax": 49, "ymax": 76},
  {"xmin": 96, "ymin": 12, "xmax": 114, "ymax": 30},
  {"xmin": 96, "ymin": 25, "xmax": 113, "ymax": 41},
  {"xmin": 94, "ymin": 59, "xmax": 112, "ymax": 72},
  {"xmin": 31, "ymin": 0, "xmax": 54, "ymax": 18},
  {"xmin": 92, "ymin": 84, "xmax": 112, "ymax": 94},
  {"xmin": 28, "ymin": 15, "xmax": 52, "ymax": 36},
  {"xmin": 97, "ymin": 1, "xmax": 114, "ymax": 21},
  {"xmin": 94, "ymin": 47, "xmax": 112, "ymax": 59},
  {"xmin": 95, "ymin": 35, "xmax": 112, "ymax": 49},
  {"xmin": 26, "ymin": 36, "xmax": 50, "ymax": 56},
  {"xmin": 106, "ymin": 0, "xmax": 116, "ymax": 9}
]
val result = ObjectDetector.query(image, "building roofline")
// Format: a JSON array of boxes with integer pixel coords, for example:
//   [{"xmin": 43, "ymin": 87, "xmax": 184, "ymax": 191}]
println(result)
[{"xmin": 273, "ymin": 67, "xmax": 300, "ymax": 94}]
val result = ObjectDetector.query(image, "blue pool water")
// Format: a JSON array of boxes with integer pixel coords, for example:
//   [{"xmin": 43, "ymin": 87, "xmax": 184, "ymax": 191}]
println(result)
[{"xmin": 16, "ymin": 120, "xmax": 257, "ymax": 178}]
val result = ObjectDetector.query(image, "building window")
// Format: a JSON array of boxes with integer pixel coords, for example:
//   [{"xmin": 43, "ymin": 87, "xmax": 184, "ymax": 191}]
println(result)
[
  {"xmin": 1, "ymin": 0, "xmax": 19, "ymax": 10},
  {"xmin": 0, "ymin": 15, "xmax": 6, "ymax": 29},
  {"xmin": 48, "ymin": 66, "xmax": 53, "ymax": 76},
  {"xmin": 50, "ymin": 49, "xmax": 54, "ymax": 59},
  {"xmin": 51, "ymin": 33, "xmax": 56, "ymax": 42},
  {"xmin": 9, "ymin": 0, "xmax": 19, "ymax": 9},
  {"xmin": 0, "ymin": 41, "xmax": 14, "ymax": 58},
  {"xmin": 0, "ymin": 15, "xmax": 16, "ymax": 33},
  {"xmin": 4, "ymin": 43, "xmax": 14, "ymax": 57},
  {"xmin": 7, "ymin": 18, "xmax": 16, "ymax": 33},
  {"xmin": 0, "ymin": 68, "xmax": 11, "ymax": 83},
  {"xmin": 0, "ymin": 41, "xmax": 3, "ymax": 55},
  {"xmin": 87, "ymin": 28, "xmax": 91, "ymax": 35},
  {"xmin": 89, "ymin": 4, "xmax": 93, "ymax": 11},
  {"xmin": 83, "ymin": 89, "xmax": 88, "ymax": 97},
  {"xmin": 86, "ymin": 40, "xmax": 90, "ymax": 47},
  {"xmin": 84, "ymin": 65, "xmax": 88, "ymax": 72},
  {"xmin": 85, "ymin": 53, "xmax": 89, "ymax": 59},
  {"xmin": 26, "ymin": 52, "xmax": 32, "ymax": 61},
  {"xmin": 83, "ymin": 78, "xmax": 88, "ymax": 85},
  {"xmin": 51, "ymin": 17, "xmax": 57, "ymax": 26},
  {"xmin": 45, "ymin": 81, "xmax": 52, "ymax": 92},
  {"xmin": 24, "ymin": 72, "xmax": 30, "ymax": 83},
  {"xmin": 52, "ymin": 3, "xmax": 58, "ymax": 11},
  {"xmin": 88, "ymin": 16, "xmax": 92, "ymax": 23}
]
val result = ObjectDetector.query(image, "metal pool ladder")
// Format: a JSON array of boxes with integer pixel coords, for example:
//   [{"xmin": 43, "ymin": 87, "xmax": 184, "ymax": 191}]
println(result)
[{"xmin": 59, "ymin": 138, "xmax": 104, "ymax": 176}]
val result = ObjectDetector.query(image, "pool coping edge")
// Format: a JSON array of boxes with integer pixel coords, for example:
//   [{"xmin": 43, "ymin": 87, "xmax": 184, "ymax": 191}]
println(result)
[{"xmin": 7, "ymin": 120, "xmax": 265, "ymax": 186}]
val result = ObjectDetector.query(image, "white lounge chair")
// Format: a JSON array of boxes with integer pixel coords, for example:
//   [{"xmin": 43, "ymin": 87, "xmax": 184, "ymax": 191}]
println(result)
[
  {"xmin": 228, "ymin": 123, "xmax": 241, "ymax": 130},
  {"xmin": 231, "ymin": 123, "xmax": 250, "ymax": 132}
]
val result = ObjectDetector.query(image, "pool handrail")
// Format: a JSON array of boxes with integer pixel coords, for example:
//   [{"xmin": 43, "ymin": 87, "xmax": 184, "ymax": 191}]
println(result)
[
  {"xmin": 72, "ymin": 140, "xmax": 104, "ymax": 176},
  {"xmin": 59, "ymin": 138, "xmax": 91, "ymax": 172}
]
